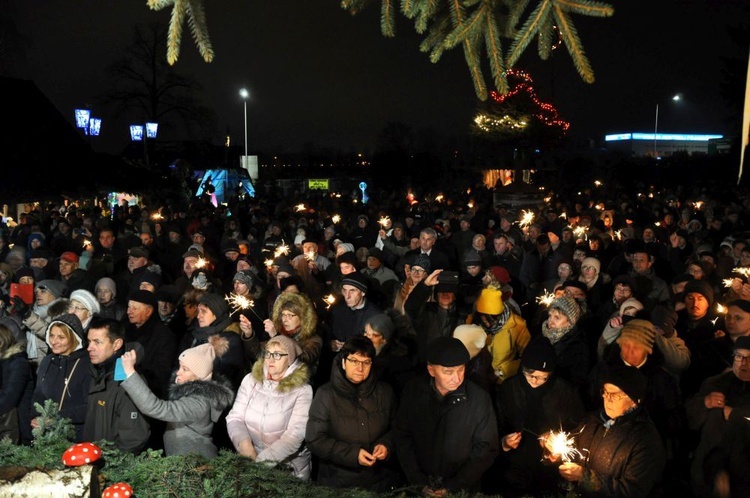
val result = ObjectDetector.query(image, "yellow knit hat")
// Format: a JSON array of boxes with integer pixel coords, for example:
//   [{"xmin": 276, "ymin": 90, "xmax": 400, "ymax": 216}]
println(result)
[{"xmin": 475, "ymin": 287, "xmax": 505, "ymax": 315}]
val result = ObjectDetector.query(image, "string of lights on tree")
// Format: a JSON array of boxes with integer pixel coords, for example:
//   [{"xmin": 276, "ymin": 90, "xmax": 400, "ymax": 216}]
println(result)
[{"xmin": 473, "ymin": 68, "xmax": 570, "ymax": 135}]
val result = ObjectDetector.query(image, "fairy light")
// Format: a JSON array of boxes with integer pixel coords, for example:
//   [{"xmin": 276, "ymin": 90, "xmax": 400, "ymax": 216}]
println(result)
[
  {"xmin": 295, "ymin": 204, "xmax": 306, "ymax": 212},
  {"xmin": 323, "ymin": 294, "xmax": 336, "ymax": 309},
  {"xmin": 332, "ymin": 214, "xmax": 341, "ymax": 224},
  {"xmin": 535, "ymin": 291, "xmax": 555, "ymax": 307},
  {"xmin": 519, "ymin": 210, "xmax": 534, "ymax": 228},
  {"xmin": 544, "ymin": 429, "xmax": 584, "ymax": 463},
  {"xmin": 378, "ymin": 216, "xmax": 391, "ymax": 228}
]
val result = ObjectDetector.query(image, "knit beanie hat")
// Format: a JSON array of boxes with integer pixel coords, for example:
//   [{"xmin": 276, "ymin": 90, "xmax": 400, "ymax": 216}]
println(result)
[
  {"xmin": 128, "ymin": 289, "xmax": 157, "ymax": 309},
  {"xmin": 452, "ymin": 324, "xmax": 487, "ymax": 359},
  {"xmin": 14, "ymin": 266, "xmax": 35, "ymax": 283},
  {"xmin": 69, "ymin": 289, "xmax": 101, "ymax": 315},
  {"xmin": 266, "ymin": 335, "xmax": 302, "ymax": 365},
  {"xmin": 619, "ymin": 297, "xmax": 644, "ymax": 316},
  {"xmin": 487, "ymin": 266, "xmax": 511, "ymax": 285},
  {"xmin": 411, "ymin": 254, "xmax": 431, "ymax": 273},
  {"xmin": 521, "ymin": 336, "xmax": 558, "ymax": 372},
  {"xmin": 475, "ymin": 287, "xmax": 505, "ymax": 315},
  {"xmin": 427, "ymin": 336, "xmax": 470, "ymax": 367},
  {"xmin": 604, "ymin": 365, "xmax": 648, "ymax": 404},
  {"xmin": 139, "ymin": 270, "xmax": 162, "ymax": 290},
  {"xmin": 550, "ymin": 295, "xmax": 582, "ymax": 325},
  {"xmin": 462, "ymin": 250, "xmax": 483, "ymax": 267},
  {"xmin": 95, "ymin": 277, "xmax": 117, "ymax": 298},
  {"xmin": 46, "ymin": 313, "xmax": 85, "ymax": 350},
  {"xmin": 156, "ymin": 285, "xmax": 181, "ymax": 305},
  {"xmin": 36, "ymin": 279, "xmax": 66, "ymax": 299},
  {"xmin": 581, "ymin": 257, "xmax": 601, "ymax": 273},
  {"xmin": 178, "ymin": 336, "xmax": 228, "ymax": 381},
  {"xmin": 617, "ymin": 319, "xmax": 656, "ymax": 354},
  {"xmin": 233, "ymin": 270, "xmax": 254, "ymax": 289},
  {"xmin": 341, "ymin": 272, "xmax": 368, "ymax": 293},
  {"xmin": 336, "ymin": 251, "xmax": 358, "ymax": 267},
  {"xmin": 367, "ymin": 247, "xmax": 384, "ymax": 262},
  {"xmin": 683, "ymin": 279, "xmax": 714, "ymax": 305},
  {"xmin": 198, "ymin": 293, "xmax": 229, "ymax": 320},
  {"xmin": 365, "ymin": 313, "xmax": 395, "ymax": 341}
]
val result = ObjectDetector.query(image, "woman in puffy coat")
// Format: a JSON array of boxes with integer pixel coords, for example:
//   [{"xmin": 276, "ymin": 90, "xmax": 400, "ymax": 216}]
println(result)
[
  {"xmin": 0, "ymin": 323, "xmax": 33, "ymax": 444},
  {"xmin": 120, "ymin": 335, "xmax": 235, "ymax": 458},
  {"xmin": 226, "ymin": 335, "xmax": 313, "ymax": 479},
  {"xmin": 305, "ymin": 335, "xmax": 400, "ymax": 491}
]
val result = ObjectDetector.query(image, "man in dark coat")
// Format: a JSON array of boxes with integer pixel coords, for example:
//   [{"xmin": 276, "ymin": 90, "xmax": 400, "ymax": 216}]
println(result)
[
  {"xmin": 405, "ymin": 227, "xmax": 452, "ymax": 271},
  {"xmin": 327, "ymin": 272, "xmax": 382, "ymax": 352},
  {"xmin": 395, "ymin": 336, "xmax": 499, "ymax": 494},
  {"xmin": 83, "ymin": 317, "xmax": 150, "ymax": 454}
]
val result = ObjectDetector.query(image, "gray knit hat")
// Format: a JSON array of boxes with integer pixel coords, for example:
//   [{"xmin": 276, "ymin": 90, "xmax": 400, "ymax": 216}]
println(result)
[
  {"xmin": 36, "ymin": 279, "xmax": 66, "ymax": 299},
  {"xmin": 95, "ymin": 277, "xmax": 117, "ymax": 298},
  {"xmin": 550, "ymin": 295, "xmax": 582, "ymax": 325},
  {"xmin": 69, "ymin": 289, "xmax": 101, "ymax": 315},
  {"xmin": 233, "ymin": 270, "xmax": 254, "ymax": 288},
  {"xmin": 365, "ymin": 313, "xmax": 395, "ymax": 341},
  {"xmin": 411, "ymin": 254, "xmax": 431, "ymax": 273}
]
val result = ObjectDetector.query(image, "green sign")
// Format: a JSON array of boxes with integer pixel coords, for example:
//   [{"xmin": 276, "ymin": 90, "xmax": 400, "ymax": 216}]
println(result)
[{"xmin": 308, "ymin": 179, "xmax": 329, "ymax": 190}]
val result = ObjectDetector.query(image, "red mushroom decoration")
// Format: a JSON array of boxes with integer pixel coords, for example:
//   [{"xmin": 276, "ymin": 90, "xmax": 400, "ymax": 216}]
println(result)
[
  {"xmin": 102, "ymin": 482, "xmax": 134, "ymax": 498},
  {"xmin": 61, "ymin": 442, "xmax": 102, "ymax": 466}
]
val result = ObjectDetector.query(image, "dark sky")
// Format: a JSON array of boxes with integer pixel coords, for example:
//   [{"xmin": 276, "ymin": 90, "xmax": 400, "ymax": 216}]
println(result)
[{"xmin": 12, "ymin": 0, "xmax": 748, "ymax": 155}]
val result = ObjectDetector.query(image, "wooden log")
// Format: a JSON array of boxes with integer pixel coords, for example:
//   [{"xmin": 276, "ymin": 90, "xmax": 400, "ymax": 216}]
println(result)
[{"xmin": 0, "ymin": 464, "xmax": 99, "ymax": 497}]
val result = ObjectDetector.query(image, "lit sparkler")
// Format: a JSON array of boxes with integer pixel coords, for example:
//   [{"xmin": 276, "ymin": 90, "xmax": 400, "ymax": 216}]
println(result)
[
  {"xmin": 331, "ymin": 214, "xmax": 341, "ymax": 224},
  {"xmin": 378, "ymin": 216, "xmax": 391, "ymax": 228},
  {"xmin": 573, "ymin": 226, "xmax": 588, "ymax": 238},
  {"xmin": 519, "ymin": 210, "xmax": 534, "ymax": 228},
  {"xmin": 724, "ymin": 279, "xmax": 735, "ymax": 288},
  {"xmin": 274, "ymin": 244, "xmax": 290, "ymax": 258},
  {"xmin": 614, "ymin": 230, "xmax": 622, "ymax": 240},
  {"xmin": 295, "ymin": 204, "xmax": 306, "ymax": 212},
  {"xmin": 264, "ymin": 259, "xmax": 274, "ymax": 268},
  {"xmin": 711, "ymin": 317, "xmax": 720, "ymax": 326},
  {"xmin": 323, "ymin": 294, "xmax": 336, "ymax": 309},
  {"xmin": 694, "ymin": 201, "xmax": 704, "ymax": 210},
  {"xmin": 654, "ymin": 222, "xmax": 661, "ymax": 227},
  {"xmin": 716, "ymin": 303, "xmax": 728, "ymax": 314},
  {"xmin": 150, "ymin": 213, "xmax": 163, "ymax": 221},
  {"xmin": 305, "ymin": 251, "xmax": 317, "ymax": 262},
  {"xmin": 225, "ymin": 293, "xmax": 264, "ymax": 321},
  {"xmin": 535, "ymin": 291, "xmax": 555, "ymax": 307},
  {"xmin": 733, "ymin": 267, "xmax": 750, "ymax": 278},
  {"xmin": 195, "ymin": 257, "xmax": 209, "ymax": 269},
  {"xmin": 558, "ymin": 212, "xmax": 567, "ymax": 219},
  {"xmin": 594, "ymin": 180, "xmax": 602, "ymax": 187},
  {"xmin": 82, "ymin": 239, "xmax": 91, "ymax": 249},
  {"xmin": 543, "ymin": 429, "xmax": 584, "ymax": 463},
  {"xmin": 434, "ymin": 194, "xmax": 444, "ymax": 202},
  {"xmin": 467, "ymin": 201, "xmax": 474, "ymax": 209}
]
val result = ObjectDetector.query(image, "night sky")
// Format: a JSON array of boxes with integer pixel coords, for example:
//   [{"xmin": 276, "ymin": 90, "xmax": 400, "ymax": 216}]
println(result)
[{"xmin": 11, "ymin": 0, "xmax": 748, "ymax": 156}]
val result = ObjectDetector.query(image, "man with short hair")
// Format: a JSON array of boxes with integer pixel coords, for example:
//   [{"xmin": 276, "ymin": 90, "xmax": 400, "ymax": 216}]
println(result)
[
  {"xmin": 55, "ymin": 251, "xmax": 94, "ymax": 293},
  {"xmin": 395, "ymin": 336, "xmax": 498, "ymax": 494},
  {"xmin": 327, "ymin": 272, "xmax": 381, "ymax": 352},
  {"xmin": 629, "ymin": 248, "xmax": 670, "ymax": 309},
  {"xmin": 723, "ymin": 300, "xmax": 750, "ymax": 341},
  {"xmin": 489, "ymin": 232, "xmax": 523, "ymax": 281},
  {"xmin": 84, "ymin": 317, "xmax": 150, "ymax": 453},
  {"xmin": 405, "ymin": 227, "xmax": 452, "ymax": 271}
]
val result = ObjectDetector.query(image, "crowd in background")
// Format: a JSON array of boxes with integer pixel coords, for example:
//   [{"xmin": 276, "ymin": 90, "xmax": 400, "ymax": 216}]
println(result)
[{"xmin": 0, "ymin": 179, "xmax": 749, "ymax": 497}]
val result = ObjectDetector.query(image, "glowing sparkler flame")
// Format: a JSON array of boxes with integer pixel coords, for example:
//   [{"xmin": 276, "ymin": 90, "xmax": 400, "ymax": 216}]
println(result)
[
  {"xmin": 559, "ymin": 212, "xmax": 567, "ymax": 219},
  {"xmin": 614, "ymin": 230, "xmax": 622, "ymax": 240},
  {"xmin": 305, "ymin": 251, "xmax": 317, "ymax": 262},
  {"xmin": 226, "ymin": 293, "xmax": 253, "ymax": 314},
  {"xmin": 724, "ymin": 279, "xmax": 735, "ymax": 288},
  {"xmin": 150, "ymin": 213, "xmax": 163, "ymax": 220},
  {"xmin": 467, "ymin": 201, "xmax": 474, "ymax": 209},
  {"xmin": 654, "ymin": 222, "xmax": 661, "ymax": 226},
  {"xmin": 733, "ymin": 267, "xmax": 750, "ymax": 277},
  {"xmin": 323, "ymin": 294, "xmax": 336, "ymax": 309},
  {"xmin": 264, "ymin": 259, "xmax": 274, "ymax": 268},
  {"xmin": 434, "ymin": 194, "xmax": 444, "ymax": 202},
  {"xmin": 535, "ymin": 291, "xmax": 555, "ymax": 307},
  {"xmin": 331, "ymin": 214, "xmax": 341, "ymax": 224},
  {"xmin": 82, "ymin": 239, "xmax": 91, "ymax": 249},
  {"xmin": 694, "ymin": 201, "xmax": 704, "ymax": 210},
  {"xmin": 716, "ymin": 303, "xmax": 727, "ymax": 314},
  {"xmin": 295, "ymin": 204, "xmax": 306, "ymax": 212},
  {"xmin": 195, "ymin": 257, "xmax": 209, "ymax": 269},
  {"xmin": 711, "ymin": 317, "xmax": 720, "ymax": 326},
  {"xmin": 573, "ymin": 226, "xmax": 588, "ymax": 238},
  {"xmin": 519, "ymin": 210, "xmax": 534, "ymax": 228},
  {"xmin": 378, "ymin": 216, "xmax": 391, "ymax": 228},
  {"xmin": 594, "ymin": 180, "xmax": 602, "ymax": 187},
  {"xmin": 544, "ymin": 429, "xmax": 584, "ymax": 463},
  {"xmin": 274, "ymin": 244, "xmax": 290, "ymax": 258}
]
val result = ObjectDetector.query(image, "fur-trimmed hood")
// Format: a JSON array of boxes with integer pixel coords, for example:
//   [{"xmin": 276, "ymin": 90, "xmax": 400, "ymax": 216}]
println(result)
[
  {"xmin": 0, "ymin": 342, "xmax": 25, "ymax": 361},
  {"xmin": 168, "ymin": 373, "xmax": 235, "ymax": 419},
  {"xmin": 251, "ymin": 357, "xmax": 309, "ymax": 393},
  {"xmin": 270, "ymin": 292, "xmax": 317, "ymax": 341}
]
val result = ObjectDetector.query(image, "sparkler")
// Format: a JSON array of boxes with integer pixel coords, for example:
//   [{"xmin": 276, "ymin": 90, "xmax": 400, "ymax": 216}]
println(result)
[
  {"xmin": 711, "ymin": 317, "xmax": 720, "ymax": 326},
  {"xmin": 733, "ymin": 267, "xmax": 750, "ymax": 278},
  {"xmin": 543, "ymin": 429, "xmax": 584, "ymax": 463},
  {"xmin": 716, "ymin": 303, "xmax": 727, "ymax": 314},
  {"xmin": 594, "ymin": 180, "xmax": 602, "ymax": 187},
  {"xmin": 225, "ymin": 293, "xmax": 264, "ymax": 321},
  {"xmin": 323, "ymin": 294, "xmax": 336, "ymax": 309},
  {"xmin": 264, "ymin": 259, "xmax": 274, "ymax": 268},
  {"xmin": 614, "ymin": 230, "xmax": 622, "ymax": 240},
  {"xmin": 82, "ymin": 239, "xmax": 91, "ymax": 249},
  {"xmin": 305, "ymin": 251, "xmax": 317, "ymax": 262},
  {"xmin": 274, "ymin": 244, "xmax": 290, "ymax": 258},
  {"xmin": 535, "ymin": 291, "xmax": 555, "ymax": 307},
  {"xmin": 467, "ymin": 201, "xmax": 474, "ymax": 209},
  {"xmin": 724, "ymin": 278, "xmax": 735, "ymax": 288},
  {"xmin": 694, "ymin": 201, "xmax": 704, "ymax": 210},
  {"xmin": 331, "ymin": 214, "xmax": 341, "ymax": 224},
  {"xmin": 519, "ymin": 210, "xmax": 534, "ymax": 228},
  {"xmin": 295, "ymin": 204, "xmax": 306, "ymax": 212},
  {"xmin": 378, "ymin": 216, "xmax": 391, "ymax": 228},
  {"xmin": 558, "ymin": 212, "xmax": 567, "ymax": 219},
  {"xmin": 434, "ymin": 194, "xmax": 444, "ymax": 202},
  {"xmin": 150, "ymin": 213, "xmax": 163, "ymax": 221},
  {"xmin": 194, "ymin": 257, "xmax": 209, "ymax": 269},
  {"xmin": 573, "ymin": 226, "xmax": 588, "ymax": 238}
]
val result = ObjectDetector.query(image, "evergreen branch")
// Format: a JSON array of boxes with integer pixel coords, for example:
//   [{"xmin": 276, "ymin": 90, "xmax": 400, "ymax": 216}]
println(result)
[
  {"xmin": 555, "ymin": 0, "xmax": 614, "ymax": 18},
  {"xmin": 341, "ymin": 0, "xmax": 373, "ymax": 15},
  {"xmin": 414, "ymin": 0, "xmax": 442, "ymax": 33},
  {"xmin": 538, "ymin": 15, "xmax": 554, "ymax": 60},
  {"xmin": 506, "ymin": 0, "xmax": 552, "ymax": 68},
  {"xmin": 401, "ymin": 0, "xmax": 419, "ymax": 18},
  {"xmin": 186, "ymin": 0, "xmax": 214, "ymax": 62},
  {"xmin": 166, "ymin": 0, "xmax": 187, "ymax": 65},
  {"xmin": 462, "ymin": 34, "xmax": 488, "ymax": 100},
  {"xmin": 484, "ymin": 5, "xmax": 508, "ymax": 94},
  {"xmin": 447, "ymin": 0, "xmax": 468, "ymax": 26},
  {"xmin": 423, "ymin": 15, "xmax": 451, "ymax": 60},
  {"xmin": 443, "ymin": 2, "xmax": 489, "ymax": 49},
  {"xmin": 381, "ymin": 0, "xmax": 397, "ymax": 37},
  {"xmin": 147, "ymin": 0, "xmax": 174, "ymax": 11},
  {"xmin": 553, "ymin": 5, "xmax": 594, "ymax": 82},
  {"xmin": 503, "ymin": 0, "xmax": 532, "ymax": 37}
]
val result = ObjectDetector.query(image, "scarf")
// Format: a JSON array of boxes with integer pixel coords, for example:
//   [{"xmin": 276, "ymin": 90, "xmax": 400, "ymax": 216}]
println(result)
[{"xmin": 541, "ymin": 321, "xmax": 574, "ymax": 345}]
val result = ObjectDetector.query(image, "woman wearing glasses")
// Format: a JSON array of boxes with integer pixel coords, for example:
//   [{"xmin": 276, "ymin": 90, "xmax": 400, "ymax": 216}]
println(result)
[
  {"xmin": 492, "ymin": 336, "xmax": 584, "ymax": 497},
  {"xmin": 544, "ymin": 365, "xmax": 666, "ymax": 498},
  {"xmin": 305, "ymin": 335, "xmax": 401, "ymax": 491},
  {"xmin": 67, "ymin": 289, "xmax": 100, "ymax": 331},
  {"xmin": 226, "ymin": 335, "xmax": 312, "ymax": 478}
]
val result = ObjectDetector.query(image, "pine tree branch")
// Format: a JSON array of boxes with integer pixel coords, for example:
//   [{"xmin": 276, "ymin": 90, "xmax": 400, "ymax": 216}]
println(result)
[
  {"xmin": 186, "ymin": 0, "xmax": 214, "ymax": 62},
  {"xmin": 556, "ymin": 0, "xmax": 614, "ymax": 18},
  {"xmin": 506, "ymin": 0, "xmax": 552, "ymax": 68},
  {"xmin": 538, "ymin": 15, "xmax": 554, "ymax": 60},
  {"xmin": 553, "ymin": 4, "xmax": 594, "ymax": 82},
  {"xmin": 166, "ymin": 0, "xmax": 187, "ymax": 65},
  {"xmin": 503, "ymin": 0, "xmax": 532, "ymax": 38},
  {"xmin": 444, "ymin": 1, "xmax": 488, "ymax": 49},
  {"xmin": 381, "ymin": 0, "xmax": 397, "ymax": 37},
  {"xmin": 484, "ymin": 4, "xmax": 508, "ymax": 94}
]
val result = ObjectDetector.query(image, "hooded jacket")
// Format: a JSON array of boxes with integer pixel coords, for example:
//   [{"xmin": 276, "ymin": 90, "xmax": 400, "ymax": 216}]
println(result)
[
  {"xmin": 226, "ymin": 358, "xmax": 312, "ymax": 479},
  {"xmin": 0, "ymin": 342, "xmax": 33, "ymax": 444},
  {"xmin": 306, "ymin": 356, "xmax": 399, "ymax": 490},
  {"xmin": 121, "ymin": 372, "xmax": 235, "ymax": 458},
  {"xmin": 269, "ymin": 292, "xmax": 323, "ymax": 369}
]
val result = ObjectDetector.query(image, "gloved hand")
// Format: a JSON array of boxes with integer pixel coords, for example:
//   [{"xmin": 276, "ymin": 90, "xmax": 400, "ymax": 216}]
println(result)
[{"xmin": 11, "ymin": 296, "xmax": 31, "ymax": 319}]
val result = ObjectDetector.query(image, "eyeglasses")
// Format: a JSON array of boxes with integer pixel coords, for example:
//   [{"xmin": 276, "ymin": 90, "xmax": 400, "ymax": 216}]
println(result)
[
  {"xmin": 36, "ymin": 285, "xmax": 49, "ymax": 292},
  {"xmin": 280, "ymin": 312, "xmax": 298, "ymax": 320},
  {"xmin": 263, "ymin": 351, "xmax": 289, "ymax": 360},
  {"xmin": 523, "ymin": 371, "xmax": 549, "ymax": 383},
  {"xmin": 601, "ymin": 389, "xmax": 628, "ymax": 402},
  {"xmin": 733, "ymin": 353, "xmax": 750, "ymax": 363},
  {"xmin": 345, "ymin": 357, "xmax": 373, "ymax": 368},
  {"xmin": 68, "ymin": 305, "xmax": 88, "ymax": 313},
  {"xmin": 582, "ymin": 265, "xmax": 597, "ymax": 271},
  {"xmin": 410, "ymin": 268, "xmax": 426, "ymax": 274}
]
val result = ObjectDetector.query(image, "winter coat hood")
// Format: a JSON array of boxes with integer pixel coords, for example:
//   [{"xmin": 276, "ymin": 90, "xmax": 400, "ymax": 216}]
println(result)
[
  {"xmin": 168, "ymin": 373, "xmax": 235, "ymax": 422},
  {"xmin": 251, "ymin": 357, "xmax": 309, "ymax": 393},
  {"xmin": 271, "ymin": 292, "xmax": 318, "ymax": 341}
]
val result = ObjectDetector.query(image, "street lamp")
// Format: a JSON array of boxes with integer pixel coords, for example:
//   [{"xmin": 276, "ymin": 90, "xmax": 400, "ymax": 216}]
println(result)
[
  {"xmin": 239, "ymin": 88, "xmax": 249, "ymax": 166},
  {"xmin": 74, "ymin": 108, "xmax": 102, "ymax": 136},
  {"xmin": 653, "ymin": 94, "xmax": 681, "ymax": 158},
  {"xmin": 130, "ymin": 121, "xmax": 159, "ymax": 166}
]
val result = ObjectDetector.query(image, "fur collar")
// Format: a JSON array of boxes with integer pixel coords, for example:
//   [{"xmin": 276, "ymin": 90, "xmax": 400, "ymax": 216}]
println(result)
[
  {"xmin": 0, "ymin": 342, "xmax": 25, "ymax": 360},
  {"xmin": 168, "ymin": 373, "xmax": 235, "ymax": 410},
  {"xmin": 251, "ymin": 358, "xmax": 309, "ymax": 393}
]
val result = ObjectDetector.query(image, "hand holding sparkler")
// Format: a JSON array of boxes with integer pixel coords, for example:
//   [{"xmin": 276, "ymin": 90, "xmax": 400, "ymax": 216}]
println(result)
[
  {"xmin": 558, "ymin": 461, "xmax": 584, "ymax": 482},
  {"xmin": 540, "ymin": 429, "xmax": 584, "ymax": 463},
  {"xmin": 502, "ymin": 432, "xmax": 522, "ymax": 451}
]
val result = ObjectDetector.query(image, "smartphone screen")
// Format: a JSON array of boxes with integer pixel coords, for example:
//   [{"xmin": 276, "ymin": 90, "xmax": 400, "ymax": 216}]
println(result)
[{"xmin": 113, "ymin": 357, "xmax": 127, "ymax": 381}]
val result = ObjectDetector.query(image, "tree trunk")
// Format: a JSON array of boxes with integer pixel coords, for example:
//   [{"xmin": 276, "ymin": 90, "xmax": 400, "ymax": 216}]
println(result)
[{"xmin": 0, "ymin": 464, "xmax": 99, "ymax": 497}]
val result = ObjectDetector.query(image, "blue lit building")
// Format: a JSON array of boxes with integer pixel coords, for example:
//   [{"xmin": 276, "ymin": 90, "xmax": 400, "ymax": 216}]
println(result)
[{"xmin": 604, "ymin": 132, "xmax": 724, "ymax": 158}]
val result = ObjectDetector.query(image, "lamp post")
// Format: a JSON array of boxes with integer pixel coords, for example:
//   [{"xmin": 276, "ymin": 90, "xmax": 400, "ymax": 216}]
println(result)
[
  {"xmin": 239, "ymin": 88, "xmax": 249, "ymax": 168},
  {"xmin": 74, "ymin": 108, "xmax": 102, "ymax": 137},
  {"xmin": 130, "ymin": 121, "xmax": 159, "ymax": 166},
  {"xmin": 653, "ymin": 94, "xmax": 681, "ymax": 158}
]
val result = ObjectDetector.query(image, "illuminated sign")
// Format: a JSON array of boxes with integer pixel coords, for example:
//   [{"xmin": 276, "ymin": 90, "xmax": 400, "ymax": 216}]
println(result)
[
  {"xmin": 308, "ymin": 179, "xmax": 329, "ymax": 190},
  {"xmin": 606, "ymin": 133, "xmax": 723, "ymax": 142}
]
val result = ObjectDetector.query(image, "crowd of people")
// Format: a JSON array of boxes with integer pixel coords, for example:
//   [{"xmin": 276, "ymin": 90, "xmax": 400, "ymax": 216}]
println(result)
[{"xmin": 0, "ymin": 180, "xmax": 749, "ymax": 497}]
